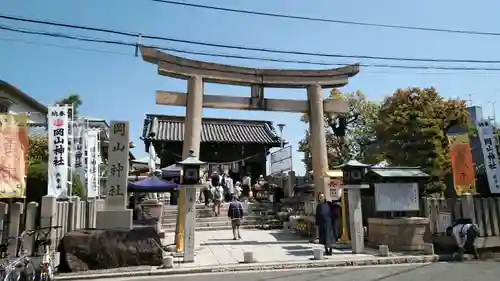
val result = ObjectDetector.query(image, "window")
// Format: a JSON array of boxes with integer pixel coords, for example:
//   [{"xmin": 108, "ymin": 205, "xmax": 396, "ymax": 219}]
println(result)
[{"xmin": 0, "ymin": 102, "xmax": 9, "ymax": 113}]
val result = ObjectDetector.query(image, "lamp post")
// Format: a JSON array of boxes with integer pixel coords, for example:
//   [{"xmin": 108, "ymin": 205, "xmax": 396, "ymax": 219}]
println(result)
[
  {"xmin": 277, "ymin": 123, "xmax": 285, "ymax": 148},
  {"xmin": 175, "ymin": 149, "xmax": 205, "ymax": 263},
  {"xmin": 276, "ymin": 124, "xmax": 286, "ymax": 199}
]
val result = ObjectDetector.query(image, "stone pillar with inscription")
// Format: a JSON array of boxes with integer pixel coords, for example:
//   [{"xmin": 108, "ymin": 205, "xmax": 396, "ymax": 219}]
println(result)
[
  {"xmin": 182, "ymin": 185, "xmax": 197, "ymax": 262},
  {"xmin": 95, "ymin": 121, "xmax": 133, "ymax": 230},
  {"xmin": 341, "ymin": 160, "xmax": 370, "ymax": 254},
  {"xmin": 176, "ymin": 150, "xmax": 205, "ymax": 263}
]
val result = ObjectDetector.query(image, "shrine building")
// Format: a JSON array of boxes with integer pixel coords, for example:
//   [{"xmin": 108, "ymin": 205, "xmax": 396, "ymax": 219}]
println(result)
[{"xmin": 142, "ymin": 114, "xmax": 283, "ymax": 182}]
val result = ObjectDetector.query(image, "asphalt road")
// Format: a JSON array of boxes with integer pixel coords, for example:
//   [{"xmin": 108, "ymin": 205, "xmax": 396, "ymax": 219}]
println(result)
[{"xmin": 102, "ymin": 262, "xmax": 500, "ymax": 281}]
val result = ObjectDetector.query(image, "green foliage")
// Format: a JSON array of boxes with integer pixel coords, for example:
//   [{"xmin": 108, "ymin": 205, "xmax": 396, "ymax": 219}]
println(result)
[
  {"xmin": 298, "ymin": 89, "xmax": 383, "ymax": 171},
  {"xmin": 56, "ymin": 93, "xmax": 82, "ymax": 116},
  {"xmin": 376, "ymin": 87, "xmax": 470, "ymax": 192}
]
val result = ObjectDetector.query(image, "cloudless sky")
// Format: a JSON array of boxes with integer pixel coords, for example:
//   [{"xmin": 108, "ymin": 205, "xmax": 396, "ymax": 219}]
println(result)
[{"xmin": 1, "ymin": 0, "xmax": 500, "ymax": 176}]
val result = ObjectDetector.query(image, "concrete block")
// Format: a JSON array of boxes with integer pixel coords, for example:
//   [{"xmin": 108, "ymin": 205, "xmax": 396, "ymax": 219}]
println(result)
[
  {"xmin": 162, "ymin": 256, "xmax": 174, "ymax": 268},
  {"xmin": 423, "ymin": 243, "xmax": 435, "ymax": 255},
  {"xmin": 243, "ymin": 251, "xmax": 255, "ymax": 263},
  {"xmin": 313, "ymin": 248, "xmax": 324, "ymax": 260},
  {"xmin": 379, "ymin": 244, "xmax": 390, "ymax": 257}
]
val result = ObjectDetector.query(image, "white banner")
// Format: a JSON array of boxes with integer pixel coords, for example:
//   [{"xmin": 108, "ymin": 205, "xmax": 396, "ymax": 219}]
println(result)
[
  {"xmin": 86, "ymin": 130, "xmax": 99, "ymax": 198},
  {"xmin": 476, "ymin": 120, "xmax": 500, "ymax": 194},
  {"xmin": 47, "ymin": 105, "xmax": 70, "ymax": 198},
  {"xmin": 72, "ymin": 119, "xmax": 86, "ymax": 192}
]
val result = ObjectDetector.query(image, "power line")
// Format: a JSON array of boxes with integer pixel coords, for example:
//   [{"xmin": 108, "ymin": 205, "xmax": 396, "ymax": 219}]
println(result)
[
  {"xmin": 151, "ymin": 0, "xmax": 500, "ymax": 37},
  {"xmin": 4, "ymin": 36, "xmax": 491, "ymax": 76},
  {"xmin": 2, "ymin": 13, "xmax": 500, "ymax": 64},
  {"xmin": 3, "ymin": 24, "xmax": 500, "ymax": 72}
]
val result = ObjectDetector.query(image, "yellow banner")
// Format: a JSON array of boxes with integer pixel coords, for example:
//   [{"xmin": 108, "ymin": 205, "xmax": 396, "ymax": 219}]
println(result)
[
  {"xmin": 0, "ymin": 114, "xmax": 28, "ymax": 198},
  {"xmin": 448, "ymin": 133, "xmax": 476, "ymax": 195}
]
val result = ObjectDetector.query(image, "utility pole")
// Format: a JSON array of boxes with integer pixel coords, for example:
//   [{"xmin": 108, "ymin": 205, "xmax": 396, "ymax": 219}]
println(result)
[{"xmin": 492, "ymin": 101, "xmax": 497, "ymax": 127}]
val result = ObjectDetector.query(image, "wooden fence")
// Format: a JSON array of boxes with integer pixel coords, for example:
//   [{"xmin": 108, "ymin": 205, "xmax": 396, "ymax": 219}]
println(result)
[
  {"xmin": 360, "ymin": 196, "xmax": 500, "ymax": 248},
  {"xmin": 0, "ymin": 196, "xmax": 105, "ymax": 258}
]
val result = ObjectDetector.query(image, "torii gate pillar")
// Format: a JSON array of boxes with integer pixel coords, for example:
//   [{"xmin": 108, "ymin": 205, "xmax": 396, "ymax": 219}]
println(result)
[
  {"xmin": 307, "ymin": 85, "xmax": 329, "ymax": 196},
  {"xmin": 183, "ymin": 76, "xmax": 203, "ymax": 159}
]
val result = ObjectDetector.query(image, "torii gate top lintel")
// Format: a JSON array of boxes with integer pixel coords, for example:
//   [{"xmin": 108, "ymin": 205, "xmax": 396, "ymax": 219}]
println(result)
[{"xmin": 140, "ymin": 46, "xmax": 360, "ymax": 88}]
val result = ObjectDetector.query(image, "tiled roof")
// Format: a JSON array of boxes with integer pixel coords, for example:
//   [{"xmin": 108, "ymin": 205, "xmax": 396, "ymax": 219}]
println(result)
[
  {"xmin": 143, "ymin": 114, "xmax": 282, "ymax": 145},
  {"xmin": 0, "ymin": 80, "xmax": 48, "ymax": 114}
]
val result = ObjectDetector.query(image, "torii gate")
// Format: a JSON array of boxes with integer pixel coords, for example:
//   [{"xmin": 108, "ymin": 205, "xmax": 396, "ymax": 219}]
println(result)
[{"xmin": 140, "ymin": 46, "xmax": 359, "ymax": 197}]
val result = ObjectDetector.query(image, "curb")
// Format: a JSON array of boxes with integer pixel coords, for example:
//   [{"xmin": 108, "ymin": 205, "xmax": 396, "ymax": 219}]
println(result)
[{"xmin": 55, "ymin": 255, "xmax": 438, "ymax": 280}]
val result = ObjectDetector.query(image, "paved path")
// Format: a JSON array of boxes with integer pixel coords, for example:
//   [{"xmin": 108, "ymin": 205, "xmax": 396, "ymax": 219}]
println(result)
[
  {"xmin": 169, "ymin": 229, "xmax": 378, "ymax": 268},
  {"xmin": 94, "ymin": 262, "xmax": 500, "ymax": 281}
]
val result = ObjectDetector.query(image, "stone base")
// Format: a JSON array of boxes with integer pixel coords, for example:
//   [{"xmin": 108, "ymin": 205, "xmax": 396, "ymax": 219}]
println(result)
[
  {"xmin": 96, "ymin": 209, "xmax": 133, "ymax": 230},
  {"xmin": 368, "ymin": 217, "xmax": 429, "ymax": 251},
  {"xmin": 58, "ymin": 226, "xmax": 162, "ymax": 272}
]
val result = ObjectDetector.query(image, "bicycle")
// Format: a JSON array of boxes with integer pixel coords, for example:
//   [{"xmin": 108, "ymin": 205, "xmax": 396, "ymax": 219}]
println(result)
[
  {"xmin": 0, "ymin": 230, "xmax": 36, "ymax": 281},
  {"xmin": 28, "ymin": 226, "xmax": 62, "ymax": 281}
]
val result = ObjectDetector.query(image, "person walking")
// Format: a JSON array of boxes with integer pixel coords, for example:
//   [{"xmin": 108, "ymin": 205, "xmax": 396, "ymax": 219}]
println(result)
[
  {"xmin": 202, "ymin": 182, "xmax": 212, "ymax": 207},
  {"xmin": 226, "ymin": 174, "xmax": 235, "ymax": 201},
  {"xmin": 211, "ymin": 173, "xmax": 224, "ymax": 216},
  {"xmin": 315, "ymin": 193, "xmax": 335, "ymax": 255},
  {"xmin": 235, "ymin": 181, "xmax": 243, "ymax": 199},
  {"xmin": 228, "ymin": 195, "xmax": 244, "ymax": 240}
]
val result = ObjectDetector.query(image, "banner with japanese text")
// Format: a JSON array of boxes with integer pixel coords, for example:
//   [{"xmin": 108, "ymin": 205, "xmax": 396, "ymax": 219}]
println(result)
[
  {"xmin": 0, "ymin": 114, "xmax": 28, "ymax": 198},
  {"xmin": 476, "ymin": 120, "xmax": 500, "ymax": 194},
  {"xmin": 447, "ymin": 133, "xmax": 476, "ymax": 195},
  {"xmin": 72, "ymin": 119, "xmax": 86, "ymax": 193},
  {"xmin": 86, "ymin": 130, "xmax": 99, "ymax": 198},
  {"xmin": 47, "ymin": 105, "xmax": 69, "ymax": 198}
]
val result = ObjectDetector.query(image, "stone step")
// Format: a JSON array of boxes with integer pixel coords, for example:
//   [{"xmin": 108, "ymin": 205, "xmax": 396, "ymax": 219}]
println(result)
[
  {"xmin": 161, "ymin": 215, "xmax": 263, "ymax": 224},
  {"xmin": 161, "ymin": 218, "xmax": 280, "ymax": 229},
  {"xmin": 162, "ymin": 209, "xmax": 273, "ymax": 218},
  {"xmin": 162, "ymin": 224, "xmax": 263, "ymax": 232},
  {"xmin": 162, "ymin": 207, "xmax": 270, "ymax": 214},
  {"xmin": 162, "ymin": 203, "xmax": 270, "ymax": 211}
]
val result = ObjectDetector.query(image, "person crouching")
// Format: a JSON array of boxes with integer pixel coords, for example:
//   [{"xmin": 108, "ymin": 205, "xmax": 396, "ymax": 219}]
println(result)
[{"xmin": 446, "ymin": 218, "xmax": 480, "ymax": 260}]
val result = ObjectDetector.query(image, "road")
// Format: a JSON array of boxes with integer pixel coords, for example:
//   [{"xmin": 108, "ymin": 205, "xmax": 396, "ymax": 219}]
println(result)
[{"xmin": 95, "ymin": 262, "xmax": 499, "ymax": 281}]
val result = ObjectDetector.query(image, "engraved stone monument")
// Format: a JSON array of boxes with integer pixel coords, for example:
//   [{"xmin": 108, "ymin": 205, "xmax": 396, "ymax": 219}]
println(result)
[
  {"xmin": 95, "ymin": 121, "xmax": 133, "ymax": 229},
  {"xmin": 340, "ymin": 160, "xmax": 370, "ymax": 254}
]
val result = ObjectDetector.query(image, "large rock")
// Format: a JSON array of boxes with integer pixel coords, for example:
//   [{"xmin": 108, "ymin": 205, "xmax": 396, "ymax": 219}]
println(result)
[{"xmin": 58, "ymin": 226, "xmax": 163, "ymax": 272}]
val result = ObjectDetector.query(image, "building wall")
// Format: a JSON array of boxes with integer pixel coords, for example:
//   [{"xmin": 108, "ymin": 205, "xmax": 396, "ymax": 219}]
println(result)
[{"xmin": 0, "ymin": 89, "xmax": 46, "ymax": 123}]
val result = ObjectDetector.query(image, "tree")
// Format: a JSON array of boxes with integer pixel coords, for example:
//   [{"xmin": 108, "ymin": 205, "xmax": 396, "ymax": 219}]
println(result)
[
  {"xmin": 56, "ymin": 94, "xmax": 82, "ymax": 116},
  {"xmin": 376, "ymin": 87, "xmax": 470, "ymax": 193},
  {"xmin": 298, "ymin": 89, "xmax": 383, "ymax": 171}
]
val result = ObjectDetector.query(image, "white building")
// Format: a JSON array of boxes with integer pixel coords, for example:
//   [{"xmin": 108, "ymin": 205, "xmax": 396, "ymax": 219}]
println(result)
[
  {"xmin": 0, "ymin": 80, "xmax": 47, "ymax": 124},
  {"xmin": 0, "ymin": 80, "xmax": 136, "ymax": 162}
]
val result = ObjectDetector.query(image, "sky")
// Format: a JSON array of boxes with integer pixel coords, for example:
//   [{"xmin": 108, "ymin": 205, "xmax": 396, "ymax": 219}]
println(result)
[{"xmin": 1, "ymin": 0, "xmax": 500, "ymax": 176}]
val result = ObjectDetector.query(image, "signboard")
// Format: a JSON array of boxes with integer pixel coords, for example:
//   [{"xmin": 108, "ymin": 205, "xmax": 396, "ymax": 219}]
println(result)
[
  {"xmin": 47, "ymin": 105, "xmax": 70, "ymax": 198},
  {"xmin": 328, "ymin": 178, "xmax": 343, "ymax": 200},
  {"xmin": 448, "ymin": 133, "xmax": 476, "ymax": 195},
  {"xmin": 374, "ymin": 182, "xmax": 419, "ymax": 212},
  {"xmin": 86, "ymin": 130, "xmax": 100, "ymax": 198},
  {"xmin": 476, "ymin": 120, "xmax": 500, "ymax": 194},
  {"xmin": 72, "ymin": 119, "xmax": 86, "ymax": 192},
  {"xmin": 437, "ymin": 212, "xmax": 452, "ymax": 233},
  {"xmin": 270, "ymin": 146, "xmax": 292, "ymax": 174},
  {"xmin": 107, "ymin": 121, "xmax": 129, "ymax": 205},
  {"xmin": 0, "ymin": 114, "xmax": 28, "ymax": 198}
]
